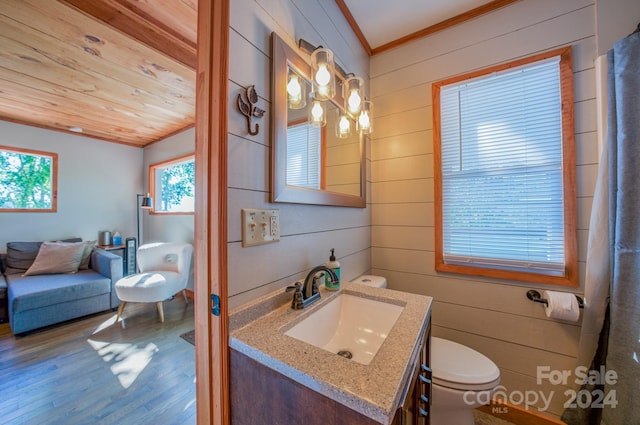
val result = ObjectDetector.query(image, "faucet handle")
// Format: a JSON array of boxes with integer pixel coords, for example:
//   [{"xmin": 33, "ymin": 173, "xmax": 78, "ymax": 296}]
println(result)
[
  {"xmin": 285, "ymin": 282, "xmax": 301, "ymax": 293},
  {"xmin": 286, "ymin": 282, "xmax": 304, "ymax": 310}
]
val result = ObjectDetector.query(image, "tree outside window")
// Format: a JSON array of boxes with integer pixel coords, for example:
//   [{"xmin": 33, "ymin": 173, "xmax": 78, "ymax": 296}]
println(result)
[
  {"xmin": 150, "ymin": 154, "xmax": 195, "ymax": 213},
  {"xmin": 0, "ymin": 146, "xmax": 57, "ymax": 212}
]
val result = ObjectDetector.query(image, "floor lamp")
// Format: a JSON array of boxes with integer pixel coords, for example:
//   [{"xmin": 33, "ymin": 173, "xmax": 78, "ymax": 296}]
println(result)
[{"xmin": 137, "ymin": 193, "xmax": 153, "ymax": 245}]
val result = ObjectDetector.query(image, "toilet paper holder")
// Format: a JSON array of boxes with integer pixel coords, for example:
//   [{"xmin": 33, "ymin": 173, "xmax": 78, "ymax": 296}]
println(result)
[{"xmin": 526, "ymin": 290, "xmax": 584, "ymax": 308}]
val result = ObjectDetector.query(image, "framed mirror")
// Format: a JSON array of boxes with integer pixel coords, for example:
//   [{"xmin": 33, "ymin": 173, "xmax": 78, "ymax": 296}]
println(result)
[{"xmin": 271, "ymin": 32, "xmax": 366, "ymax": 208}]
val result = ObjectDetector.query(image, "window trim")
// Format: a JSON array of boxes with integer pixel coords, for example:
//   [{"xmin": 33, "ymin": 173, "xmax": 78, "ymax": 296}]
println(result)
[
  {"xmin": 149, "ymin": 153, "xmax": 195, "ymax": 215},
  {"xmin": 432, "ymin": 46, "xmax": 578, "ymax": 286},
  {"xmin": 0, "ymin": 145, "xmax": 58, "ymax": 213}
]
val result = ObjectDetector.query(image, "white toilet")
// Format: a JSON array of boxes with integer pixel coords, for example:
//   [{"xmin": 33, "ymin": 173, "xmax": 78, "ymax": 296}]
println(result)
[
  {"xmin": 430, "ymin": 337, "xmax": 500, "ymax": 425},
  {"xmin": 351, "ymin": 275, "xmax": 500, "ymax": 425}
]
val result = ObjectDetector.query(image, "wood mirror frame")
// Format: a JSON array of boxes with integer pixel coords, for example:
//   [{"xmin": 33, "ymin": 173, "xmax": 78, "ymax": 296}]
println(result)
[{"xmin": 270, "ymin": 32, "xmax": 366, "ymax": 208}]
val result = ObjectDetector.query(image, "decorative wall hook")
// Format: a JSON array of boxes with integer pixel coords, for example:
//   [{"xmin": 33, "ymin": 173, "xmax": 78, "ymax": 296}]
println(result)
[{"xmin": 237, "ymin": 85, "xmax": 265, "ymax": 136}]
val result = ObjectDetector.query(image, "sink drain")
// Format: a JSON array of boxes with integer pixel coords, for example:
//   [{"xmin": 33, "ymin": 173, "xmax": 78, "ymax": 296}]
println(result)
[{"xmin": 337, "ymin": 350, "xmax": 353, "ymax": 359}]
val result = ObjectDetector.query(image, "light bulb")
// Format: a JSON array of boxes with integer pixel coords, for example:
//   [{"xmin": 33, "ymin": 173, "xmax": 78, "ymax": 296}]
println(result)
[
  {"xmin": 336, "ymin": 111, "xmax": 351, "ymax": 139},
  {"xmin": 345, "ymin": 76, "xmax": 364, "ymax": 116},
  {"xmin": 287, "ymin": 74, "xmax": 302, "ymax": 107},
  {"xmin": 311, "ymin": 48, "xmax": 335, "ymax": 100},
  {"xmin": 287, "ymin": 74, "xmax": 301, "ymax": 97},
  {"xmin": 358, "ymin": 110, "xmax": 370, "ymax": 130},
  {"xmin": 286, "ymin": 70, "xmax": 307, "ymax": 110},
  {"xmin": 315, "ymin": 63, "xmax": 331, "ymax": 86},
  {"xmin": 358, "ymin": 100, "xmax": 373, "ymax": 134},
  {"xmin": 311, "ymin": 101, "xmax": 324, "ymax": 122},
  {"xmin": 348, "ymin": 90, "xmax": 362, "ymax": 115},
  {"xmin": 339, "ymin": 115, "xmax": 350, "ymax": 133}
]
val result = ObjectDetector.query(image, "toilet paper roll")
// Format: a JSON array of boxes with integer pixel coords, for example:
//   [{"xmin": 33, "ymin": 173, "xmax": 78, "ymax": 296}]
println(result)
[{"xmin": 543, "ymin": 290, "xmax": 580, "ymax": 322}]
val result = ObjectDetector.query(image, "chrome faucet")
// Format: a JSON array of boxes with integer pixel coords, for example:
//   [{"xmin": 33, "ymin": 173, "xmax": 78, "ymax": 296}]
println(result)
[{"xmin": 285, "ymin": 265, "xmax": 339, "ymax": 310}]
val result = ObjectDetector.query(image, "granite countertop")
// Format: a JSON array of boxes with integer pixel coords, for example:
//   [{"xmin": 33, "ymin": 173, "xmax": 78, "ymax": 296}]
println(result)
[{"xmin": 229, "ymin": 281, "xmax": 432, "ymax": 424}]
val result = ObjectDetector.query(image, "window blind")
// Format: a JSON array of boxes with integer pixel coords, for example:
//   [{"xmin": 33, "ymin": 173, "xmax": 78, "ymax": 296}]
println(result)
[
  {"xmin": 439, "ymin": 57, "xmax": 565, "ymax": 274},
  {"xmin": 286, "ymin": 123, "xmax": 321, "ymax": 189}
]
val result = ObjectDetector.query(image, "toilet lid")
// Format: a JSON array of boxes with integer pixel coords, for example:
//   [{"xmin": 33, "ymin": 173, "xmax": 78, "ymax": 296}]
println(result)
[
  {"xmin": 351, "ymin": 275, "xmax": 387, "ymax": 288},
  {"xmin": 431, "ymin": 337, "xmax": 500, "ymax": 391}
]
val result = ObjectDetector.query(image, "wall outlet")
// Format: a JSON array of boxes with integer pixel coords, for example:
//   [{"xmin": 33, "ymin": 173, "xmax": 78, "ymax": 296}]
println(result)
[{"xmin": 241, "ymin": 208, "xmax": 280, "ymax": 247}]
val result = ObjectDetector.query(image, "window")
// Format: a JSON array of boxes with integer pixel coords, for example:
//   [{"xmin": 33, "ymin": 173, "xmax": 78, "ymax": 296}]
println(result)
[
  {"xmin": 286, "ymin": 120, "xmax": 324, "ymax": 189},
  {"xmin": 433, "ymin": 47, "xmax": 577, "ymax": 286},
  {"xmin": 0, "ymin": 146, "xmax": 57, "ymax": 212},
  {"xmin": 149, "ymin": 154, "xmax": 195, "ymax": 214}
]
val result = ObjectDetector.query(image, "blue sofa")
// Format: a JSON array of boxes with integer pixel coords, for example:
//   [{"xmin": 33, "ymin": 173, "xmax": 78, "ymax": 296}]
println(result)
[
  {"xmin": 1, "ymin": 243, "xmax": 123, "ymax": 335},
  {"xmin": 0, "ymin": 272, "xmax": 6, "ymax": 323}
]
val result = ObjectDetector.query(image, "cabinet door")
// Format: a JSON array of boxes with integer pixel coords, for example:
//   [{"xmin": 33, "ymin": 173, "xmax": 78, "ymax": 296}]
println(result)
[{"xmin": 392, "ymin": 317, "xmax": 432, "ymax": 425}]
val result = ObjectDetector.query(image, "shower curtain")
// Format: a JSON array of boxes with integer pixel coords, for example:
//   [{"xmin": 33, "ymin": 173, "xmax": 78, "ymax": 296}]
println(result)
[
  {"xmin": 562, "ymin": 27, "xmax": 640, "ymax": 425},
  {"xmin": 602, "ymin": 28, "xmax": 640, "ymax": 425}
]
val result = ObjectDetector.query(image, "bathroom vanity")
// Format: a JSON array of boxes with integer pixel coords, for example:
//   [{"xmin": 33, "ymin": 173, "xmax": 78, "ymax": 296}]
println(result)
[{"xmin": 229, "ymin": 282, "xmax": 433, "ymax": 424}]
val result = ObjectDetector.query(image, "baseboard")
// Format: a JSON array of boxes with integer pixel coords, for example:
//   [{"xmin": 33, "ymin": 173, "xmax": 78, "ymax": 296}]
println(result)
[{"xmin": 477, "ymin": 401, "xmax": 567, "ymax": 425}]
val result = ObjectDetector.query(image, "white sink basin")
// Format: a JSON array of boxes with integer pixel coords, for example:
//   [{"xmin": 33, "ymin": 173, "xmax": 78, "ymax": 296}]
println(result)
[{"xmin": 284, "ymin": 293, "xmax": 404, "ymax": 365}]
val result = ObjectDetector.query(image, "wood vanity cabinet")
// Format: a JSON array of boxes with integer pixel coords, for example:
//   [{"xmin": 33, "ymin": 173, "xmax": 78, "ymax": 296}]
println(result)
[
  {"xmin": 392, "ymin": 319, "xmax": 432, "ymax": 425},
  {"xmin": 230, "ymin": 314, "xmax": 432, "ymax": 425},
  {"xmin": 230, "ymin": 348, "xmax": 380, "ymax": 425}
]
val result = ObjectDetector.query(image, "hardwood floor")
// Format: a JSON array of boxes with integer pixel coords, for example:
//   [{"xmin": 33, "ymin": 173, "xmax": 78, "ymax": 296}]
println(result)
[{"xmin": 0, "ymin": 298, "xmax": 196, "ymax": 425}]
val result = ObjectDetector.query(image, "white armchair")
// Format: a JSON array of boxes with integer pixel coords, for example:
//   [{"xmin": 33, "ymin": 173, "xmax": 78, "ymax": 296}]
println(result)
[{"xmin": 114, "ymin": 242, "xmax": 193, "ymax": 323}]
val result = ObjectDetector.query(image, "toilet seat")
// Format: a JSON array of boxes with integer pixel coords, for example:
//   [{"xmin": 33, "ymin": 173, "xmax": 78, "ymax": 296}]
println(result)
[{"xmin": 431, "ymin": 337, "xmax": 500, "ymax": 391}]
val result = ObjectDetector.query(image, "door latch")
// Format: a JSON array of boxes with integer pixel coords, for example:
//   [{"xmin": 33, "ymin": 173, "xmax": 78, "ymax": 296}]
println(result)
[{"xmin": 211, "ymin": 293, "xmax": 220, "ymax": 316}]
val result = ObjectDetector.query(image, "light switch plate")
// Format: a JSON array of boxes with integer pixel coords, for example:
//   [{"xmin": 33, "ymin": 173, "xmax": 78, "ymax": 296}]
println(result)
[{"xmin": 241, "ymin": 208, "xmax": 280, "ymax": 247}]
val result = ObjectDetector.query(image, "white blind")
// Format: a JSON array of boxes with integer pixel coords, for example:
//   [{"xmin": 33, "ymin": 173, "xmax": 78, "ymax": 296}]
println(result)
[
  {"xmin": 439, "ymin": 57, "xmax": 565, "ymax": 274},
  {"xmin": 286, "ymin": 123, "xmax": 321, "ymax": 189}
]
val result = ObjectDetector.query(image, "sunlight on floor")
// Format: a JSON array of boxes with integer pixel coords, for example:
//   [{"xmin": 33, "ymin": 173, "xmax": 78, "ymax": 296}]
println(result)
[
  {"xmin": 87, "ymin": 337, "xmax": 159, "ymax": 389},
  {"xmin": 86, "ymin": 315, "xmax": 162, "ymax": 389},
  {"xmin": 92, "ymin": 314, "xmax": 118, "ymax": 334}
]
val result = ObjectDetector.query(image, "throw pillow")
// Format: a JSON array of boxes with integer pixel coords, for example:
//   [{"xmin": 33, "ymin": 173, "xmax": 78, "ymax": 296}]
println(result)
[
  {"xmin": 79, "ymin": 240, "xmax": 97, "ymax": 270},
  {"xmin": 4, "ymin": 238, "xmax": 82, "ymax": 275},
  {"xmin": 23, "ymin": 241, "xmax": 86, "ymax": 276},
  {"xmin": 5, "ymin": 241, "xmax": 42, "ymax": 275},
  {"xmin": 52, "ymin": 240, "xmax": 94, "ymax": 270}
]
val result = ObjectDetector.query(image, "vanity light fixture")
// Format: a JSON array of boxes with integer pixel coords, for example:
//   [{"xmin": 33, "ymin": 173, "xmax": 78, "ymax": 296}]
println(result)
[{"xmin": 297, "ymin": 38, "xmax": 373, "ymax": 136}]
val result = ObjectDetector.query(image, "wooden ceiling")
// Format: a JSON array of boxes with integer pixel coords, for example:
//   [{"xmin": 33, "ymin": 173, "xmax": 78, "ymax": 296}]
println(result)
[
  {"xmin": 0, "ymin": 0, "xmax": 512, "ymax": 147},
  {"xmin": 0, "ymin": 0, "xmax": 197, "ymax": 147}
]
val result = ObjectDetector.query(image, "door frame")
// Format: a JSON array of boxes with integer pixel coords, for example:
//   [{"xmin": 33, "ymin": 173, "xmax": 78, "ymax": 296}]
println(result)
[{"xmin": 195, "ymin": 0, "xmax": 230, "ymax": 423}]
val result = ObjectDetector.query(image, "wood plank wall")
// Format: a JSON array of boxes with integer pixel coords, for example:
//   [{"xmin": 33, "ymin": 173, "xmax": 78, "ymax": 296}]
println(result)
[
  {"xmin": 227, "ymin": 0, "xmax": 371, "ymax": 309},
  {"xmin": 370, "ymin": 0, "xmax": 598, "ymax": 419}
]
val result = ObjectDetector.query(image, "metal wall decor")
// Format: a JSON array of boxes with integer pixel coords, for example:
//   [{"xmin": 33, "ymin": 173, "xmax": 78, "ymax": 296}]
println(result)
[{"xmin": 237, "ymin": 85, "xmax": 265, "ymax": 136}]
